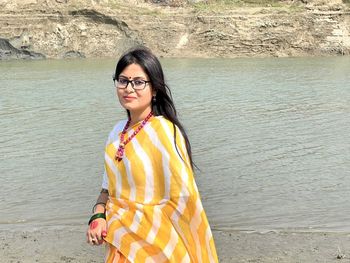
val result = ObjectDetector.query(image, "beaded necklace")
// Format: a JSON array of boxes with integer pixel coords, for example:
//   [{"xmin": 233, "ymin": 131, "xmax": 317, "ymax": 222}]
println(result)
[{"xmin": 115, "ymin": 111, "xmax": 154, "ymax": 162}]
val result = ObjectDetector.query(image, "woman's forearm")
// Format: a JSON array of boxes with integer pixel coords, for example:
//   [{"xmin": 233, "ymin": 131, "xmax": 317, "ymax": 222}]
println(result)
[{"xmin": 93, "ymin": 189, "xmax": 109, "ymax": 214}]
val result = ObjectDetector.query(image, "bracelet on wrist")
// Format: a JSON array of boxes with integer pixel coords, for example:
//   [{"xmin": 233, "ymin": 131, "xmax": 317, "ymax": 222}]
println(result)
[{"xmin": 88, "ymin": 213, "xmax": 106, "ymax": 225}]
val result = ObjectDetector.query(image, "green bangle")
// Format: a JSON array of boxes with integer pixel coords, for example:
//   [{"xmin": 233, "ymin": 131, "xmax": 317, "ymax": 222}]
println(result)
[{"xmin": 88, "ymin": 213, "xmax": 106, "ymax": 225}]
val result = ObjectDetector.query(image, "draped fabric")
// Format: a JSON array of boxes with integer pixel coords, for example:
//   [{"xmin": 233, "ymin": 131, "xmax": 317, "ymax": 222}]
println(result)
[
  {"xmin": 103, "ymin": 116, "xmax": 219, "ymax": 263},
  {"xmin": 105, "ymin": 243, "xmax": 130, "ymax": 263}
]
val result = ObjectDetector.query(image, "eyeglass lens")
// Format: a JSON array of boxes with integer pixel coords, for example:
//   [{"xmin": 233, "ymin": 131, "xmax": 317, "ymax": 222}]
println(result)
[{"xmin": 115, "ymin": 78, "xmax": 147, "ymax": 90}]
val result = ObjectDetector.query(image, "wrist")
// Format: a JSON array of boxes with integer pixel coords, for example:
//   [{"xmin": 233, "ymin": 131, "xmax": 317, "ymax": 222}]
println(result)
[
  {"xmin": 92, "ymin": 202, "xmax": 106, "ymax": 214},
  {"xmin": 88, "ymin": 213, "xmax": 106, "ymax": 225}
]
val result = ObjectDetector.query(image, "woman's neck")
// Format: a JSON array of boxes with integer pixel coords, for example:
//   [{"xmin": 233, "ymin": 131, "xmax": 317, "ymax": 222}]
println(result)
[{"xmin": 129, "ymin": 108, "xmax": 152, "ymax": 126}]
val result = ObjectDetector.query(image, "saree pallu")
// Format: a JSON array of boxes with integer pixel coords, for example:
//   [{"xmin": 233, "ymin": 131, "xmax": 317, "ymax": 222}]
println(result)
[
  {"xmin": 103, "ymin": 116, "xmax": 219, "ymax": 263},
  {"xmin": 106, "ymin": 243, "xmax": 130, "ymax": 263}
]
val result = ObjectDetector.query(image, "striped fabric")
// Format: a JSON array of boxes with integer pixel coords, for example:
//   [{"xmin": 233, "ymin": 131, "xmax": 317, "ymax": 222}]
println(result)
[
  {"xmin": 103, "ymin": 116, "xmax": 219, "ymax": 263},
  {"xmin": 105, "ymin": 243, "xmax": 130, "ymax": 263}
]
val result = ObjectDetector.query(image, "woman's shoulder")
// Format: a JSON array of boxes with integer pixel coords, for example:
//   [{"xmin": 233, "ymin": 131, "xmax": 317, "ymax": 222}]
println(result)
[
  {"xmin": 112, "ymin": 119, "xmax": 128, "ymax": 133},
  {"xmin": 151, "ymin": 116, "xmax": 188, "ymax": 159},
  {"xmin": 106, "ymin": 119, "xmax": 128, "ymax": 144},
  {"xmin": 152, "ymin": 115, "xmax": 174, "ymax": 131},
  {"xmin": 151, "ymin": 116, "xmax": 183, "ymax": 138}
]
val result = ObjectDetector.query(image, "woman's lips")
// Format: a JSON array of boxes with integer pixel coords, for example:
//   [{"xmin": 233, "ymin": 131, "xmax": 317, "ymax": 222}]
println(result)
[{"xmin": 123, "ymin": 96, "xmax": 137, "ymax": 100}]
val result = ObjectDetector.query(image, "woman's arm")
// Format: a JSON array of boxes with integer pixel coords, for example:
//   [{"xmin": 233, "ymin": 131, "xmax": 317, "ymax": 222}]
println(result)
[{"xmin": 92, "ymin": 189, "xmax": 109, "ymax": 213}]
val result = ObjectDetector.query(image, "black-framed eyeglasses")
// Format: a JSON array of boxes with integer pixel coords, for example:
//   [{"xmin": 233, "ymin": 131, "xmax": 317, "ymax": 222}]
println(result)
[{"xmin": 113, "ymin": 77, "xmax": 151, "ymax": 90}]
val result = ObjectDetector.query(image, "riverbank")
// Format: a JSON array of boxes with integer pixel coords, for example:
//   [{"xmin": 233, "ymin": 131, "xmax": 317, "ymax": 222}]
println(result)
[
  {"xmin": 0, "ymin": 0, "xmax": 350, "ymax": 60},
  {"xmin": 1, "ymin": 225, "xmax": 350, "ymax": 262}
]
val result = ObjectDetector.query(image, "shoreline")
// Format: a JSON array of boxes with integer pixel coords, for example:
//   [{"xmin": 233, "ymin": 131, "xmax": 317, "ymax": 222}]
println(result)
[{"xmin": 1, "ymin": 225, "xmax": 350, "ymax": 262}]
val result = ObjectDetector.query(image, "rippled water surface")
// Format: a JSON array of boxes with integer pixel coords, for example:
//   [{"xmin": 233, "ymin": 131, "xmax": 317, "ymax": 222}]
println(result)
[{"xmin": 1, "ymin": 57, "xmax": 349, "ymax": 232}]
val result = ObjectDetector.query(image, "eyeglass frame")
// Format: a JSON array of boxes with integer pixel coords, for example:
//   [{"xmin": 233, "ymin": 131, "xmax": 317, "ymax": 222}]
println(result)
[{"xmin": 113, "ymin": 76, "xmax": 151, "ymax": 91}]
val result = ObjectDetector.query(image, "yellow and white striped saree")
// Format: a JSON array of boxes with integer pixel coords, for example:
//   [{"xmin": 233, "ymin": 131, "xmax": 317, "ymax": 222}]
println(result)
[{"xmin": 103, "ymin": 116, "xmax": 219, "ymax": 263}]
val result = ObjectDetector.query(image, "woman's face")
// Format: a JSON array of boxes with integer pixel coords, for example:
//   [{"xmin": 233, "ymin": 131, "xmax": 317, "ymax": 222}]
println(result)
[{"xmin": 116, "ymin": 63, "xmax": 154, "ymax": 116}]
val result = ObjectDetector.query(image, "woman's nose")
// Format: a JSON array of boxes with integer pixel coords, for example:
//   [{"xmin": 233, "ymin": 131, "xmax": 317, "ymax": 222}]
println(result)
[{"xmin": 125, "ymin": 81, "xmax": 135, "ymax": 92}]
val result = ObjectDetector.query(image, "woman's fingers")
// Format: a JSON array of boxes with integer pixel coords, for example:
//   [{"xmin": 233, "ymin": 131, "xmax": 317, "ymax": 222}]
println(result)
[
  {"xmin": 88, "ymin": 234, "xmax": 95, "ymax": 244},
  {"xmin": 87, "ymin": 220, "xmax": 107, "ymax": 246},
  {"xmin": 88, "ymin": 233, "xmax": 104, "ymax": 246},
  {"xmin": 92, "ymin": 230, "xmax": 107, "ymax": 245},
  {"xmin": 91, "ymin": 235, "xmax": 99, "ymax": 245},
  {"xmin": 87, "ymin": 230, "xmax": 98, "ymax": 245}
]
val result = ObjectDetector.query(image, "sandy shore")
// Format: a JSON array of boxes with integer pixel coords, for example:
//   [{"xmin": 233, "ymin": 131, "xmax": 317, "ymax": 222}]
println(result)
[{"xmin": 1, "ymin": 225, "xmax": 350, "ymax": 262}]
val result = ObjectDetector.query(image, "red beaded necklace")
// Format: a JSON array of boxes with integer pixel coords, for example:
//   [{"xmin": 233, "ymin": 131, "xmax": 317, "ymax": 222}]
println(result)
[{"xmin": 115, "ymin": 111, "xmax": 154, "ymax": 162}]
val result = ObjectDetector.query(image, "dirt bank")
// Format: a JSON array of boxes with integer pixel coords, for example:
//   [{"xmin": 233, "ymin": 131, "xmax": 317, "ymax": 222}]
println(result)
[{"xmin": 0, "ymin": 0, "xmax": 349, "ymax": 59}]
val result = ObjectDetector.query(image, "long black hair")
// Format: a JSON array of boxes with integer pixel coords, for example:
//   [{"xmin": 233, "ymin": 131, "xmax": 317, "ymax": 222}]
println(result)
[{"xmin": 114, "ymin": 46, "xmax": 194, "ymax": 170}]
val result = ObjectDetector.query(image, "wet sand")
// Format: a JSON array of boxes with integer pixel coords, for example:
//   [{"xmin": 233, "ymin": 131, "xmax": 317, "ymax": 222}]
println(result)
[{"xmin": 1, "ymin": 225, "xmax": 350, "ymax": 262}]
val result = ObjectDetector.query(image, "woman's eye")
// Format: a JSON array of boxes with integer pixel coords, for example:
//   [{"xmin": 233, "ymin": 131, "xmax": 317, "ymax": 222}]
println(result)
[
  {"xmin": 134, "ymin": 80, "xmax": 145, "ymax": 86},
  {"xmin": 119, "ymin": 79, "xmax": 128, "ymax": 84}
]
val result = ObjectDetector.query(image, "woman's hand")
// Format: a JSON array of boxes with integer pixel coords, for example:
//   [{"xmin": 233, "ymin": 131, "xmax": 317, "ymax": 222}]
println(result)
[
  {"xmin": 87, "ymin": 190, "xmax": 109, "ymax": 245},
  {"xmin": 87, "ymin": 217, "xmax": 107, "ymax": 245}
]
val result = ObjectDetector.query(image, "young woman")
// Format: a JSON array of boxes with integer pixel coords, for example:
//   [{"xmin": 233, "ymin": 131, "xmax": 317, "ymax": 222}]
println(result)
[{"xmin": 86, "ymin": 47, "xmax": 219, "ymax": 263}]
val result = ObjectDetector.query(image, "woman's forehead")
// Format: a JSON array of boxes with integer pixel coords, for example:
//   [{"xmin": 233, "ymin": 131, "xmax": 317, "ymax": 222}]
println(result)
[{"xmin": 120, "ymin": 63, "xmax": 148, "ymax": 77}]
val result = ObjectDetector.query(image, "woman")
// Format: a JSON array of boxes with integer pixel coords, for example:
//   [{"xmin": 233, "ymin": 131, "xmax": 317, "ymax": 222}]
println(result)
[{"xmin": 87, "ymin": 47, "xmax": 219, "ymax": 263}]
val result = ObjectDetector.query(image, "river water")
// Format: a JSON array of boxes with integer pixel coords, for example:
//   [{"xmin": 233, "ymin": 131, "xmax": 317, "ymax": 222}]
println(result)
[{"xmin": 0, "ymin": 57, "xmax": 349, "ymax": 232}]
